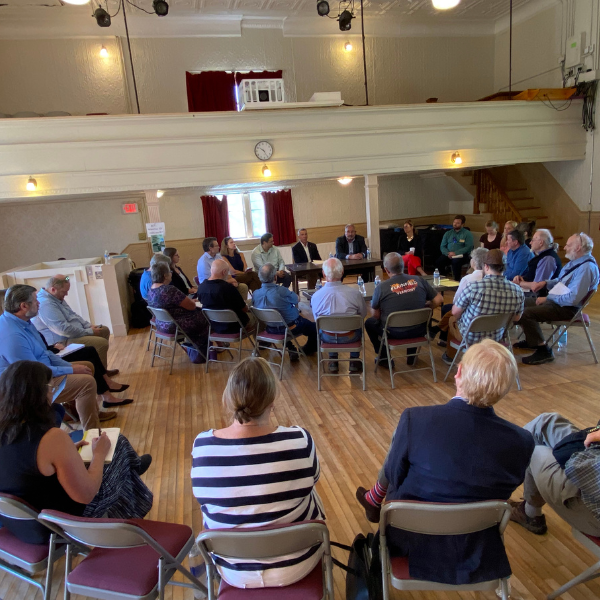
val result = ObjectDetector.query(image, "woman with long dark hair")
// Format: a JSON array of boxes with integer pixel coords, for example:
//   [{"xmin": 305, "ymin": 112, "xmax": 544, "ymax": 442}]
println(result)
[
  {"xmin": 0, "ymin": 361, "xmax": 153, "ymax": 544},
  {"xmin": 163, "ymin": 247, "xmax": 197, "ymax": 296},
  {"xmin": 220, "ymin": 237, "xmax": 261, "ymax": 292},
  {"xmin": 397, "ymin": 221, "xmax": 426, "ymax": 276}
]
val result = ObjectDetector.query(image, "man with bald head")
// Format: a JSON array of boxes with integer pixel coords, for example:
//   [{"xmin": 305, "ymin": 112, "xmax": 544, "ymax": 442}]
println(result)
[
  {"xmin": 33, "ymin": 274, "xmax": 117, "ymax": 375},
  {"xmin": 197, "ymin": 259, "xmax": 255, "ymax": 333},
  {"xmin": 336, "ymin": 224, "xmax": 368, "ymax": 261}
]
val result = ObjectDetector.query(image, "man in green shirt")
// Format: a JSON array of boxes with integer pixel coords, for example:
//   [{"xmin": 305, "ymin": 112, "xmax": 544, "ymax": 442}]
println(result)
[
  {"xmin": 435, "ymin": 215, "xmax": 474, "ymax": 281},
  {"xmin": 251, "ymin": 233, "xmax": 292, "ymax": 288}
]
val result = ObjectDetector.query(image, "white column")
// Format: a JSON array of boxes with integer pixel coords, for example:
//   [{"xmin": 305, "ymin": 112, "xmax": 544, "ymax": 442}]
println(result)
[
  {"xmin": 364, "ymin": 174, "xmax": 380, "ymax": 259},
  {"xmin": 145, "ymin": 190, "xmax": 161, "ymax": 223}
]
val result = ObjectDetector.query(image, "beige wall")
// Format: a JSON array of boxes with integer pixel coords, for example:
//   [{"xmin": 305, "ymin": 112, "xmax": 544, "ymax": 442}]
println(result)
[{"xmin": 0, "ymin": 29, "xmax": 494, "ymax": 116}]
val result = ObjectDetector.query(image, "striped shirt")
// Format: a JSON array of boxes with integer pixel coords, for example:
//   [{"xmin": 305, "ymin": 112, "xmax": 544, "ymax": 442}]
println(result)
[{"xmin": 191, "ymin": 426, "xmax": 325, "ymax": 588}]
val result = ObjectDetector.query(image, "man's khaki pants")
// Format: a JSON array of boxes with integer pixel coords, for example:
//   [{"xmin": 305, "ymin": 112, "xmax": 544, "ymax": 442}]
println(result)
[
  {"xmin": 236, "ymin": 283, "xmax": 249, "ymax": 302},
  {"xmin": 52, "ymin": 360, "xmax": 100, "ymax": 430},
  {"xmin": 447, "ymin": 316, "xmax": 463, "ymax": 359},
  {"xmin": 68, "ymin": 325, "xmax": 110, "ymax": 369}
]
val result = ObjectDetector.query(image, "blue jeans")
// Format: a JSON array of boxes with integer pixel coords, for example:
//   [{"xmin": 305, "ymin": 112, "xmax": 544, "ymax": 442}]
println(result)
[
  {"xmin": 266, "ymin": 316, "xmax": 318, "ymax": 352},
  {"xmin": 320, "ymin": 329, "xmax": 362, "ymax": 359}
]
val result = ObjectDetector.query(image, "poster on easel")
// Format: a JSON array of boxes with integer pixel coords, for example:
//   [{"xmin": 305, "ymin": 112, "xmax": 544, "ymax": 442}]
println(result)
[{"xmin": 146, "ymin": 222, "xmax": 166, "ymax": 253}]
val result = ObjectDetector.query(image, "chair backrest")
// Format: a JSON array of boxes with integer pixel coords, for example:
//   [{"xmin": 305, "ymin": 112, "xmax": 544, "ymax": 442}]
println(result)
[
  {"xmin": 203, "ymin": 308, "xmax": 241, "ymax": 324},
  {"xmin": 578, "ymin": 287, "xmax": 597, "ymax": 312},
  {"xmin": 196, "ymin": 520, "xmax": 328, "ymax": 561},
  {"xmin": 147, "ymin": 306, "xmax": 176, "ymax": 325},
  {"xmin": 194, "ymin": 276, "xmax": 200, "ymax": 286},
  {"xmin": 381, "ymin": 500, "xmax": 511, "ymax": 537},
  {"xmin": 316, "ymin": 315, "xmax": 364, "ymax": 333},
  {"xmin": 384, "ymin": 308, "xmax": 432, "ymax": 330},
  {"xmin": 464, "ymin": 312, "xmax": 514, "ymax": 336},
  {"xmin": 251, "ymin": 306, "xmax": 287, "ymax": 327},
  {"xmin": 0, "ymin": 493, "xmax": 40, "ymax": 521}
]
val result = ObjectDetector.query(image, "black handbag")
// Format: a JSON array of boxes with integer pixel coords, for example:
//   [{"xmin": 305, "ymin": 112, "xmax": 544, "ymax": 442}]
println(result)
[{"xmin": 331, "ymin": 532, "xmax": 383, "ymax": 600}]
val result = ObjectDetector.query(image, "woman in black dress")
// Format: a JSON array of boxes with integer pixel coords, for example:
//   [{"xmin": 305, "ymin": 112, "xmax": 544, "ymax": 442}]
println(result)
[{"xmin": 163, "ymin": 247, "xmax": 197, "ymax": 296}]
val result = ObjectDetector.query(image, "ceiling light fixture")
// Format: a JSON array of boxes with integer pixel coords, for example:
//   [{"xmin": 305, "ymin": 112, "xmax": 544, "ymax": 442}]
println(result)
[
  {"xmin": 93, "ymin": 7, "xmax": 111, "ymax": 27},
  {"xmin": 338, "ymin": 9, "xmax": 354, "ymax": 31},
  {"xmin": 344, "ymin": 41, "xmax": 352, "ymax": 51},
  {"xmin": 316, "ymin": 0, "xmax": 330, "ymax": 16},
  {"xmin": 153, "ymin": 0, "xmax": 169, "ymax": 16},
  {"xmin": 432, "ymin": 0, "xmax": 461, "ymax": 10},
  {"xmin": 99, "ymin": 45, "xmax": 109, "ymax": 57},
  {"xmin": 156, "ymin": 190, "xmax": 164, "ymax": 198},
  {"xmin": 26, "ymin": 176, "xmax": 37, "ymax": 191},
  {"xmin": 338, "ymin": 177, "xmax": 353, "ymax": 185},
  {"xmin": 62, "ymin": 0, "xmax": 90, "ymax": 5},
  {"xmin": 451, "ymin": 151, "xmax": 463, "ymax": 165},
  {"xmin": 262, "ymin": 165, "xmax": 271, "ymax": 177}
]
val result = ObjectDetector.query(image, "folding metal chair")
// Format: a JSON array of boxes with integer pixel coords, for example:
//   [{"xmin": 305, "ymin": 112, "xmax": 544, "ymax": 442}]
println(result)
[
  {"xmin": 380, "ymin": 500, "xmax": 512, "ymax": 600},
  {"xmin": 38, "ymin": 510, "xmax": 207, "ymax": 600},
  {"xmin": 147, "ymin": 306, "xmax": 206, "ymax": 374},
  {"xmin": 316, "ymin": 315, "xmax": 366, "ymax": 391},
  {"xmin": 250, "ymin": 306, "xmax": 307, "ymax": 380},
  {"xmin": 0, "ymin": 494, "xmax": 69, "ymax": 600},
  {"xmin": 374, "ymin": 309, "xmax": 435, "ymax": 388},
  {"xmin": 547, "ymin": 527, "xmax": 600, "ymax": 599},
  {"xmin": 443, "ymin": 312, "xmax": 521, "ymax": 390},
  {"xmin": 146, "ymin": 311, "xmax": 157, "ymax": 351},
  {"xmin": 195, "ymin": 520, "xmax": 334, "ymax": 600},
  {"xmin": 543, "ymin": 289, "xmax": 598, "ymax": 363},
  {"xmin": 203, "ymin": 308, "xmax": 256, "ymax": 373}
]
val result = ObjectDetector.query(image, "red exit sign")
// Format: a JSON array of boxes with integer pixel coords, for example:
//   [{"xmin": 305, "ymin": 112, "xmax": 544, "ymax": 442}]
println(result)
[{"xmin": 122, "ymin": 203, "xmax": 139, "ymax": 214}]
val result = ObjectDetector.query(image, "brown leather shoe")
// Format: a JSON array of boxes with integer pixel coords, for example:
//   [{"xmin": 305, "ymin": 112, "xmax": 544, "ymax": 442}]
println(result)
[
  {"xmin": 508, "ymin": 499, "xmax": 547, "ymax": 535},
  {"xmin": 356, "ymin": 486, "xmax": 381, "ymax": 524},
  {"xmin": 99, "ymin": 411, "xmax": 117, "ymax": 422},
  {"xmin": 106, "ymin": 369, "xmax": 120, "ymax": 377}
]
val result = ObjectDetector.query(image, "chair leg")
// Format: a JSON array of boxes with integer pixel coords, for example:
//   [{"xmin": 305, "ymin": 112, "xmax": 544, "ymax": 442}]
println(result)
[
  {"xmin": 547, "ymin": 560, "xmax": 600, "ymax": 600},
  {"xmin": 374, "ymin": 342, "xmax": 384, "ymax": 374},
  {"xmin": 205, "ymin": 332, "xmax": 211, "ymax": 373},
  {"xmin": 147, "ymin": 326, "xmax": 154, "ymax": 351},
  {"xmin": 158, "ymin": 556, "xmax": 166, "ymax": 600},
  {"xmin": 64, "ymin": 545, "xmax": 72, "ymax": 600},
  {"xmin": 151, "ymin": 336, "xmax": 159, "ymax": 367},
  {"xmin": 443, "ymin": 344, "xmax": 463, "ymax": 382},
  {"xmin": 169, "ymin": 337, "xmax": 177, "ymax": 375},
  {"xmin": 583, "ymin": 324, "xmax": 599, "ymax": 364},
  {"xmin": 279, "ymin": 332, "xmax": 287, "ymax": 380},
  {"xmin": 43, "ymin": 533, "xmax": 56, "ymax": 600},
  {"xmin": 386, "ymin": 339, "xmax": 395, "ymax": 390},
  {"xmin": 500, "ymin": 577, "xmax": 510, "ymax": 600},
  {"xmin": 317, "ymin": 337, "xmax": 322, "ymax": 391},
  {"xmin": 428, "ymin": 342, "xmax": 437, "ymax": 383}
]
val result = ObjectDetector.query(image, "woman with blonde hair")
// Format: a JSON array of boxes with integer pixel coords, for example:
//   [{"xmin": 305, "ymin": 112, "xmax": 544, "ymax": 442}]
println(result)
[
  {"xmin": 191, "ymin": 357, "xmax": 325, "ymax": 588},
  {"xmin": 479, "ymin": 220, "xmax": 501, "ymax": 250},
  {"xmin": 220, "ymin": 236, "xmax": 261, "ymax": 292},
  {"xmin": 500, "ymin": 220, "xmax": 518, "ymax": 254}
]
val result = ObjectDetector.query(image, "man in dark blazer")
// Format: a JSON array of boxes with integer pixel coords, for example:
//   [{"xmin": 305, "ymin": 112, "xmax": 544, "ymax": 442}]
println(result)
[
  {"xmin": 335, "ymin": 224, "xmax": 369, "ymax": 280},
  {"xmin": 356, "ymin": 339, "xmax": 534, "ymax": 586},
  {"xmin": 291, "ymin": 228, "xmax": 322, "ymax": 289}
]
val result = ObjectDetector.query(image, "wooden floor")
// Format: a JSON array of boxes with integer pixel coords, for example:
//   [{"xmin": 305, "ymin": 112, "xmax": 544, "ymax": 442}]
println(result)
[{"xmin": 3, "ymin": 294, "xmax": 600, "ymax": 600}]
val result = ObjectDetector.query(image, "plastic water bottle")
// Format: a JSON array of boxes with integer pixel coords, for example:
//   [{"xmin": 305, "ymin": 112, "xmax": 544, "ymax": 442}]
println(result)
[
  {"xmin": 357, "ymin": 275, "xmax": 366, "ymax": 296},
  {"xmin": 557, "ymin": 329, "xmax": 568, "ymax": 350},
  {"xmin": 315, "ymin": 279, "xmax": 322, "ymax": 291},
  {"xmin": 433, "ymin": 268, "xmax": 440, "ymax": 286},
  {"xmin": 374, "ymin": 275, "xmax": 381, "ymax": 287},
  {"xmin": 329, "ymin": 252, "xmax": 334, "ymax": 258},
  {"xmin": 104, "ymin": 250, "xmax": 110, "ymax": 264},
  {"xmin": 366, "ymin": 247, "xmax": 371, "ymax": 260}
]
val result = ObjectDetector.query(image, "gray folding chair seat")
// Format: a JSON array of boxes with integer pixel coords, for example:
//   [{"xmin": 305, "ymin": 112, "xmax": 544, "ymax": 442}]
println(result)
[
  {"xmin": 374, "ymin": 308, "xmax": 436, "ymax": 388},
  {"xmin": 196, "ymin": 520, "xmax": 334, "ymax": 600},
  {"xmin": 251, "ymin": 306, "xmax": 307, "ymax": 380},
  {"xmin": 380, "ymin": 500, "xmax": 511, "ymax": 600}
]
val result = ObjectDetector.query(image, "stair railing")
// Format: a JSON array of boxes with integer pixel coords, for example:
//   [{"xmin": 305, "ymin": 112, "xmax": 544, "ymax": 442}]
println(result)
[{"xmin": 474, "ymin": 169, "xmax": 523, "ymax": 225}]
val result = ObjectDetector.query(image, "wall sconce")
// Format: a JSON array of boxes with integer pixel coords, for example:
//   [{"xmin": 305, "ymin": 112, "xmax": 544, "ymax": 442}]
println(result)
[
  {"xmin": 338, "ymin": 177, "xmax": 353, "ymax": 185},
  {"xmin": 262, "ymin": 165, "xmax": 271, "ymax": 177},
  {"xmin": 100, "ymin": 45, "xmax": 109, "ymax": 57},
  {"xmin": 451, "ymin": 152, "xmax": 462, "ymax": 165},
  {"xmin": 156, "ymin": 190, "xmax": 164, "ymax": 198},
  {"xmin": 344, "ymin": 41, "xmax": 352, "ymax": 52},
  {"xmin": 26, "ymin": 176, "xmax": 37, "ymax": 191}
]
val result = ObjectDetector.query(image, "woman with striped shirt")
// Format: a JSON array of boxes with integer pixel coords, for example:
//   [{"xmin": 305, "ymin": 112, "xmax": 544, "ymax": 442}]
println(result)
[{"xmin": 191, "ymin": 357, "xmax": 325, "ymax": 588}]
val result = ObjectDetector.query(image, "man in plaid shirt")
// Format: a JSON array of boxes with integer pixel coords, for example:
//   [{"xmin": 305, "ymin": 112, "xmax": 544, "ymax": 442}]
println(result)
[
  {"xmin": 509, "ymin": 412, "xmax": 600, "ymax": 537},
  {"xmin": 443, "ymin": 249, "xmax": 525, "ymax": 365}
]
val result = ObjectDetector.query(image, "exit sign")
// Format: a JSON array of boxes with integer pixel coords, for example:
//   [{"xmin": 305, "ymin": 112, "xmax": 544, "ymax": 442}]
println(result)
[{"xmin": 122, "ymin": 203, "xmax": 139, "ymax": 214}]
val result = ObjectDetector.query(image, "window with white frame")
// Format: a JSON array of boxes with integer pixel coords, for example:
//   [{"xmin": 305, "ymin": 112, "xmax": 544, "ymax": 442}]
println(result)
[{"xmin": 223, "ymin": 193, "xmax": 267, "ymax": 240}]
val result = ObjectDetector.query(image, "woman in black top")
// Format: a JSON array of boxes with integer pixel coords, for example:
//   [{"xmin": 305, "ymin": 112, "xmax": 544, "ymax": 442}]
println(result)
[
  {"xmin": 397, "ymin": 221, "xmax": 426, "ymax": 276},
  {"xmin": 479, "ymin": 220, "xmax": 501, "ymax": 250},
  {"xmin": 220, "ymin": 237, "xmax": 261, "ymax": 292},
  {"xmin": 0, "ymin": 361, "xmax": 153, "ymax": 544},
  {"xmin": 163, "ymin": 247, "xmax": 197, "ymax": 296}
]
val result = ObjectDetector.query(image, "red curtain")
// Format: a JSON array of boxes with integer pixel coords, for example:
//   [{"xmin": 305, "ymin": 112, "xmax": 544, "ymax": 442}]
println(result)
[
  {"xmin": 201, "ymin": 195, "xmax": 229, "ymax": 242},
  {"xmin": 234, "ymin": 70, "xmax": 283, "ymax": 85},
  {"xmin": 186, "ymin": 71, "xmax": 236, "ymax": 112},
  {"xmin": 262, "ymin": 190, "xmax": 295, "ymax": 246}
]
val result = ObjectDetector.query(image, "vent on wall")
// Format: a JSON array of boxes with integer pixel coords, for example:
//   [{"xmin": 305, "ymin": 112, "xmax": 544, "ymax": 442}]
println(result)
[{"xmin": 238, "ymin": 79, "xmax": 284, "ymax": 110}]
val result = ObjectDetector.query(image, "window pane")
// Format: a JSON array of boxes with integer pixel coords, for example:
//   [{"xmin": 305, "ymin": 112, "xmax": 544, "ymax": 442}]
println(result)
[
  {"xmin": 227, "ymin": 194, "xmax": 246, "ymax": 239},
  {"xmin": 249, "ymin": 193, "xmax": 266, "ymax": 237}
]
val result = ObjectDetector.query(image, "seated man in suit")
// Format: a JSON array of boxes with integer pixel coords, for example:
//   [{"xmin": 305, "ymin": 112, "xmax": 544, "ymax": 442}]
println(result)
[
  {"xmin": 365, "ymin": 252, "xmax": 442, "ymax": 368},
  {"xmin": 335, "ymin": 225, "xmax": 370, "ymax": 281},
  {"xmin": 356, "ymin": 339, "xmax": 535, "ymax": 585},
  {"xmin": 251, "ymin": 233, "xmax": 292, "ymax": 288},
  {"xmin": 0, "ymin": 285, "xmax": 117, "ymax": 430},
  {"xmin": 434, "ymin": 215, "xmax": 474, "ymax": 281},
  {"xmin": 252, "ymin": 263, "xmax": 318, "ymax": 360},
  {"xmin": 292, "ymin": 228, "xmax": 322, "ymax": 290},
  {"xmin": 514, "ymin": 232, "xmax": 599, "ymax": 365}
]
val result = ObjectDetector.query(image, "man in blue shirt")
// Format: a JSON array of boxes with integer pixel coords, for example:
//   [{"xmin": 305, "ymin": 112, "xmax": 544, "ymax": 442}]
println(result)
[
  {"xmin": 252, "ymin": 263, "xmax": 318, "ymax": 359},
  {"xmin": 141, "ymin": 253, "xmax": 171, "ymax": 300},
  {"xmin": 504, "ymin": 229, "xmax": 533, "ymax": 281},
  {"xmin": 0, "ymin": 285, "xmax": 114, "ymax": 429},
  {"xmin": 515, "ymin": 233, "xmax": 599, "ymax": 365},
  {"xmin": 197, "ymin": 237, "xmax": 248, "ymax": 300},
  {"xmin": 435, "ymin": 215, "xmax": 474, "ymax": 281}
]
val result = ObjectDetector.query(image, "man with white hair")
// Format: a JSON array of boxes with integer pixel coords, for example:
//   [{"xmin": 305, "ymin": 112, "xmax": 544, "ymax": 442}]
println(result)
[
  {"xmin": 513, "ymin": 228, "xmax": 562, "ymax": 291},
  {"xmin": 141, "ymin": 253, "xmax": 171, "ymax": 300},
  {"xmin": 311, "ymin": 258, "xmax": 367, "ymax": 374},
  {"xmin": 366, "ymin": 252, "xmax": 442, "ymax": 367},
  {"xmin": 516, "ymin": 232, "xmax": 599, "ymax": 365},
  {"xmin": 33, "ymin": 274, "xmax": 116, "ymax": 374}
]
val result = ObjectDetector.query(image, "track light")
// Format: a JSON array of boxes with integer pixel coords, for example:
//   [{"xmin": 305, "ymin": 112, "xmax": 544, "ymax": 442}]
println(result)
[
  {"xmin": 451, "ymin": 152, "xmax": 462, "ymax": 165},
  {"xmin": 93, "ymin": 7, "xmax": 111, "ymax": 27},
  {"xmin": 338, "ymin": 177, "xmax": 352, "ymax": 185},
  {"xmin": 344, "ymin": 41, "xmax": 352, "ymax": 51},
  {"xmin": 432, "ymin": 0, "xmax": 460, "ymax": 9},
  {"xmin": 262, "ymin": 165, "xmax": 271, "ymax": 177},
  {"xmin": 99, "ymin": 45, "xmax": 109, "ymax": 57},
  {"xmin": 338, "ymin": 9, "xmax": 354, "ymax": 31},
  {"xmin": 156, "ymin": 190, "xmax": 164, "ymax": 198},
  {"xmin": 153, "ymin": 0, "xmax": 169, "ymax": 16},
  {"xmin": 316, "ymin": 0, "xmax": 329, "ymax": 16},
  {"xmin": 26, "ymin": 177, "xmax": 37, "ymax": 191}
]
